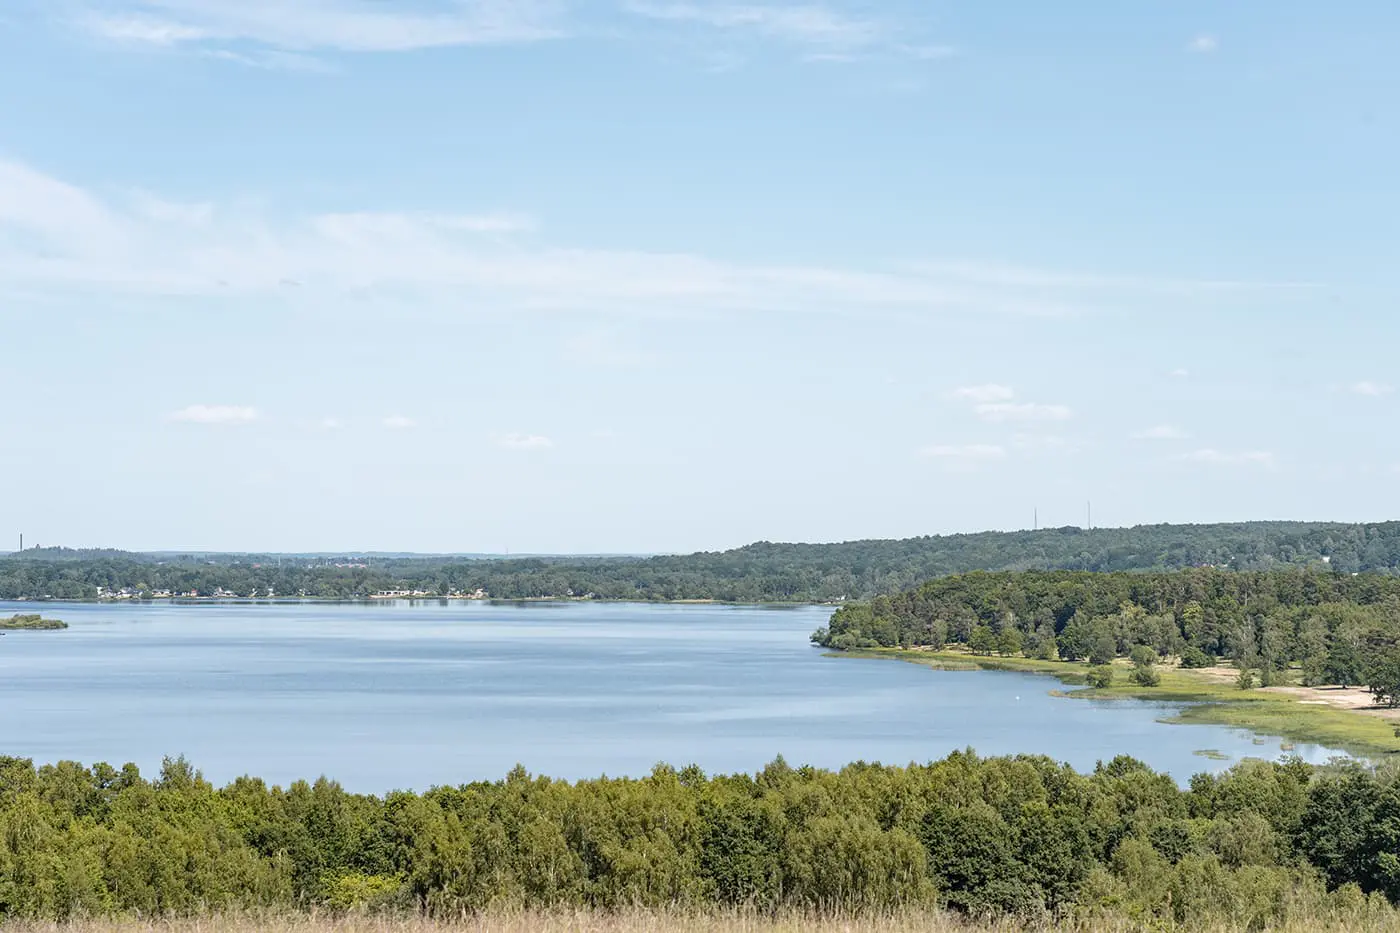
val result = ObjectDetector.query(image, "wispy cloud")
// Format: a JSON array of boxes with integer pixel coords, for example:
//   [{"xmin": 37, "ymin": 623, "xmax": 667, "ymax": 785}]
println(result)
[
  {"xmin": 1177, "ymin": 449, "xmax": 1275, "ymax": 467},
  {"xmin": 1010, "ymin": 434, "xmax": 1077, "ymax": 453},
  {"xmin": 319, "ymin": 417, "xmax": 343, "ymax": 430},
  {"xmin": 974, "ymin": 402, "xmax": 1073, "ymax": 423},
  {"xmin": 917, "ymin": 443, "xmax": 1006, "ymax": 466},
  {"xmin": 1132, "ymin": 424, "xmax": 1188, "ymax": 440},
  {"xmin": 0, "ymin": 158, "xmax": 1315, "ymax": 323},
  {"xmin": 1169, "ymin": 368, "xmax": 1190, "ymax": 378},
  {"xmin": 1188, "ymin": 34, "xmax": 1219, "ymax": 53},
  {"xmin": 83, "ymin": 13, "xmax": 209, "ymax": 44},
  {"xmin": 75, "ymin": 0, "xmax": 565, "ymax": 55},
  {"xmin": 498, "ymin": 433, "xmax": 554, "ymax": 450},
  {"xmin": 623, "ymin": 1, "xmax": 948, "ymax": 64},
  {"xmin": 951, "ymin": 384, "xmax": 1015, "ymax": 404},
  {"xmin": 1350, "ymin": 380, "xmax": 1394, "ymax": 397},
  {"xmin": 625, "ymin": 2, "xmax": 879, "ymax": 46},
  {"xmin": 382, "ymin": 415, "xmax": 416, "ymax": 430},
  {"xmin": 947, "ymin": 385, "xmax": 1071, "ymax": 423},
  {"xmin": 169, "ymin": 404, "xmax": 258, "ymax": 424},
  {"xmin": 564, "ymin": 332, "xmax": 653, "ymax": 368}
]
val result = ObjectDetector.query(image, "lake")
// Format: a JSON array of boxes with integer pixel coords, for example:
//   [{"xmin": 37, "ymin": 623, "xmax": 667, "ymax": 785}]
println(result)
[{"xmin": 0, "ymin": 599, "xmax": 1344, "ymax": 792}]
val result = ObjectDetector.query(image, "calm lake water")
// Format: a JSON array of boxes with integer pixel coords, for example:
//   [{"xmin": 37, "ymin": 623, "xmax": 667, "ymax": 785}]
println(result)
[{"xmin": 0, "ymin": 600, "xmax": 1344, "ymax": 792}]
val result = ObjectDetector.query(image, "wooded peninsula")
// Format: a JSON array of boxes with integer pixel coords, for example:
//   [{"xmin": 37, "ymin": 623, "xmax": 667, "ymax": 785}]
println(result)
[{"xmin": 814, "ymin": 568, "xmax": 1400, "ymax": 754}]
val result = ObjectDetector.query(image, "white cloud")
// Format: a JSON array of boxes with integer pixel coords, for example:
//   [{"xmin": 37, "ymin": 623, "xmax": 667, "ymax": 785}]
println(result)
[
  {"xmin": 951, "ymin": 384, "xmax": 1015, "ymax": 404},
  {"xmin": 169, "ymin": 404, "xmax": 258, "ymax": 424},
  {"xmin": 0, "ymin": 158, "xmax": 1321, "ymax": 323},
  {"xmin": 622, "ymin": 1, "xmax": 949, "ymax": 63},
  {"xmin": 1010, "ymin": 434, "xmax": 1077, "ymax": 453},
  {"xmin": 564, "ymin": 332, "xmax": 653, "ymax": 367},
  {"xmin": 319, "ymin": 417, "xmax": 343, "ymax": 430},
  {"xmin": 201, "ymin": 48, "xmax": 336, "ymax": 73},
  {"xmin": 83, "ymin": 13, "xmax": 210, "ymax": 45},
  {"xmin": 76, "ymin": 0, "xmax": 565, "ymax": 53},
  {"xmin": 382, "ymin": 415, "xmax": 416, "ymax": 430},
  {"xmin": 917, "ymin": 444, "xmax": 1006, "ymax": 464},
  {"xmin": 498, "ymin": 433, "xmax": 554, "ymax": 450},
  {"xmin": 1177, "ymin": 449, "xmax": 1275, "ymax": 467},
  {"xmin": 1350, "ymin": 381, "xmax": 1394, "ymax": 397},
  {"xmin": 1169, "ymin": 368, "xmax": 1190, "ymax": 378},
  {"xmin": 1132, "ymin": 425, "xmax": 1188, "ymax": 440},
  {"xmin": 1188, "ymin": 34, "xmax": 1219, "ymax": 53},
  {"xmin": 625, "ymin": 2, "xmax": 880, "ymax": 46},
  {"xmin": 974, "ymin": 402, "xmax": 1072, "ymax": 423}
]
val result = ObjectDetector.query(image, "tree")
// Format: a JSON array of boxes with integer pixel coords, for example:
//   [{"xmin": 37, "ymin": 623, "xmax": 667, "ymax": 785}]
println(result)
[
  {"xmin": 1058, "ymin": 615, "xmax": 1094, "ymax": 661},
  {"xmin": 968, "ymin": 625, "xmax": 996, "ymax": 656},
  {"xmin": 1236, "ymin": 668, "xmax": 1256, "ymax": 690},
  {"xmin": 1130, "ymin": 646, "xmax": 1161, "ymax": 687},
  {"xmin": 1326, "ymin": 639, "xmax": 1367, "ymax": 688},
  {"xmin": 996, "ymin": 627, "xmax": 1023, "ymax": 658},
  {"xmin": 1367, "ymin": 650, "xmax": 1400, "ymax": 709},
  {"xmin": 1031, "ymin": 623, "xmax": 1058, "ymax": 661},
  {"xmin": 1090, "ymin": 630, "xmax": 1117, "ymax": 667}
]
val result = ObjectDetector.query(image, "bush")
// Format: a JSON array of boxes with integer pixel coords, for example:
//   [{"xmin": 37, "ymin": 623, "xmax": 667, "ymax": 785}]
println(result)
[
  {"xmin": 1181, "ymin": 646, "xmax": 1213, "ymax": 669},
  {"xmin": 1237, "ymin": 668, "xmax": 1256, "ymax": 690},
  {"xmin": 1131, "ymin": 665, "xmax": 1162, "ymax": 687},
  {"xmin": 1087, "ymin": 666, "xmax": 1115, "ymax": 689}
]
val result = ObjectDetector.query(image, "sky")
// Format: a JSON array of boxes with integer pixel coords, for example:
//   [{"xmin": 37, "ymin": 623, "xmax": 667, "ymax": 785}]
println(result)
[{"xmin": 2, "ymin": 0, "xmax": 1398, "ymax": 554}]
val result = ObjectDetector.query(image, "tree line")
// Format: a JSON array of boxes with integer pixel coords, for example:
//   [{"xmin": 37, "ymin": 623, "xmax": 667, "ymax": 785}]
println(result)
[
  {"xmin": 8, "ymin": 520, "xmax": 1400, "ymax": 602},
  {"xmin": 1, "ymin": 750, "xmax": 1399, "ymax": 926}
]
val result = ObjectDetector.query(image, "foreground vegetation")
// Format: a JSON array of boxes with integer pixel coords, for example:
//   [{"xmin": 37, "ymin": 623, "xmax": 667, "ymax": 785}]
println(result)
[
  {"xmin": 0, "ymin": 613, "xmax": 66, "ymax": 630},
  {"xmin": 7, "ymin": 521, "xmax": 1400, "ymax": 602},
  {"xmin": 12, "ymin": 907, "xmax": 1400, "ymax": 933},
  {"xmin": 4, "ymin": 751, "xmax": 1400, "ymax": 928}
]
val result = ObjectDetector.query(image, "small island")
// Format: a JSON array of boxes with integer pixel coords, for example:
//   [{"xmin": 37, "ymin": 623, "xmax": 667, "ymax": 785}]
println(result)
[{"xmin": 0, "ymin": 613, "xmax": 68, "ymax": 630}]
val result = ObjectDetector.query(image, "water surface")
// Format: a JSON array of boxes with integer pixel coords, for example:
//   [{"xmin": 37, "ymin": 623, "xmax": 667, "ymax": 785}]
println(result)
[{"xmin": 0, "ymin": 600, "xmax": 1342, "ymax": 791}]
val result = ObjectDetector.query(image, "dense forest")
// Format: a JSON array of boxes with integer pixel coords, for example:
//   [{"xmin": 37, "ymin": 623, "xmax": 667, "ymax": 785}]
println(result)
[
  {"xmin": 7, "ymin": 520, "xmax": 1400, "ymax": 602},
  {"xmin": 814, "ymin": 569, "xmax": 1400, "ymax": 696},
  {"xmin": 1, "ymin": 751, "xmax": 1399, "ymax": 927}
]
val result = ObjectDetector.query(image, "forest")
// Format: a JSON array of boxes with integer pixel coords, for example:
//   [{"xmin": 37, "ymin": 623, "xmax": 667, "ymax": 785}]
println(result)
[
  {"xmin": 813, "ymin": 569, "xmax": 1400, "ymax": 698},
  {"xmin": 2, "ymin": 750, "xmax": 1400, "ymax": 929},
  {"xmin": 7, "ymin": 520, "xmax": 1400, "ymax": 602}
]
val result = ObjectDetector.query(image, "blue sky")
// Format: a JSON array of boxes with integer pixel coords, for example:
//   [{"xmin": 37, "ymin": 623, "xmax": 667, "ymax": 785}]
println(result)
[{"xmin": 2, "ymin": 0, "xmax": 1398, "ymax": 554}]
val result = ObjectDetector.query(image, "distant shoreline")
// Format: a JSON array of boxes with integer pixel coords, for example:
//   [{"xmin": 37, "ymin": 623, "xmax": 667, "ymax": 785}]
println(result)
[{"xmin": 0, "ymin": 595, "xmax": 831, "ymax": 608}]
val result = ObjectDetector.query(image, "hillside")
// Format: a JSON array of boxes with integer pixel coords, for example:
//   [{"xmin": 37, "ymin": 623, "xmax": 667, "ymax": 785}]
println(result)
[{"xmin": 3, "ymin": 521, "xmax": 1399, "ymax": 602}]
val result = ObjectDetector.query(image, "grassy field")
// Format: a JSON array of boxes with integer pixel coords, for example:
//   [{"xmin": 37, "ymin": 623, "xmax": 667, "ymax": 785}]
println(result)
[
  {"xmin": 842, "ymin": 648, "xmax": 1400, "ymax": 759},
  {"xmin": 12, "ymin": 911, "xmax": 1400, "ymax": 933}
]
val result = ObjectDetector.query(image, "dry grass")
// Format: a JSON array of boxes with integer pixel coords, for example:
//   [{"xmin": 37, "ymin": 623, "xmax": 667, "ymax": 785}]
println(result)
[{"xmin": 10, "ymin": 910, "xmax": 1400, "ymax": 933}]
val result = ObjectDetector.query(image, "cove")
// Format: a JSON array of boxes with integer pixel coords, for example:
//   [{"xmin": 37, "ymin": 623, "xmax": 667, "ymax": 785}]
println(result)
[{"xmin": 0, "ymin": 600, "xmax": 1345, "ymax": 792}]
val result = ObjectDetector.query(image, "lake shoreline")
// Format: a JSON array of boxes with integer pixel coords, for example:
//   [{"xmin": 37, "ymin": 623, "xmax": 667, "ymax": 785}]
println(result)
[{"xmin": 834, "ymin": 647, "xmax": 1399, "ymax": 760}]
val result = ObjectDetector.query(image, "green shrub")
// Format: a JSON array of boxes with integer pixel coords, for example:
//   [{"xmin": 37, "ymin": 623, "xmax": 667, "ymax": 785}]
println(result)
[
  {"xmin": 1181, "ymin": 645, "xmax": 1213, "ymax": 669},
  {"xmin": 1087, "ymin": 666, "xmax": 1115, "ymax": 689},
  {"xmin": 1131, "ymin": 665, "xmax": 1162, "ymax": 687}
]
